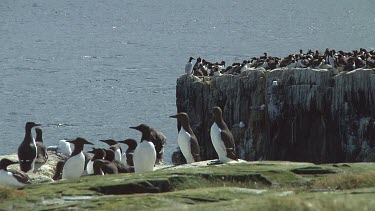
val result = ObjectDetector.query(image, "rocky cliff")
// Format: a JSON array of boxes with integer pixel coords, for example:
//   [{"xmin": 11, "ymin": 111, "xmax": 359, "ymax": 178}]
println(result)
[{"xmin": 175, "ymin": 68, "xmax": 375, "ymax": 163}]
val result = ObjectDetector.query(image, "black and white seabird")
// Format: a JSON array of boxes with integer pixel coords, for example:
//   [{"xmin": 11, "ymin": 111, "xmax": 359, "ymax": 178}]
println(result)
[
  {"xmin": 62, "ymin": 137, "xmax": 93, "ymax": 179},
  {"xmin": 103, "ymin": 148, "xmax": 131, "ymax": 173},
  {"xmin": 35, "ymin": 127, "xmax": 48, "ymax": 164},
  {"xmin": 89, "ymin": 148, "xmax": 118, "ymax": 175},
  {"xmin": 130, "ymin": 125, "xmax": 157, "ymax": 173},
  {"xmin": 86, "ymin": 147, "xmax": 106, "ymax": 175},
  {"xmin": 185, "ymin": 57, "xmax": 195, "ymax": 75},
  {"xmin": 47, "ymin": 139, "xmax": 72, "ymax": 157},
  {"xmin": 210, "ymin": 106, "xmax": 238, "ymax": 163},
  {"xmin": 0, "ymin": 158, "xmax": 31, "ymax": 187},
  {"xmin": 130, "ymin": 124, "xmax": 166, "ymax": 165},
  {"xmin": 99, "ymin": 139, "xmax": 122, "ymax": 162},
  {"xmin": 93, "ymin": 159, "xmax": 118, "ymax": 175},
  {"xmin": 18, "ymin": 122, "xmax": 41, "ymax": 173},
  {"xmin": 169, "ymin": 112, "xmax": 201, "ymax": 164},
  {"xmin": 118, "ymin": 138, "xmax": 138, "ymax": 168}
]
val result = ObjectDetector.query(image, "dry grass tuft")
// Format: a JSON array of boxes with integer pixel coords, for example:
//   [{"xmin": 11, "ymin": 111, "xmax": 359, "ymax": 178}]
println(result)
[
  {"xmin": 0, "ymin": 186, "xmax": 26, "ymax": 201},
  {"xmin": 311, "ymin": 171, "xmax": 375, "ymax": 190}
]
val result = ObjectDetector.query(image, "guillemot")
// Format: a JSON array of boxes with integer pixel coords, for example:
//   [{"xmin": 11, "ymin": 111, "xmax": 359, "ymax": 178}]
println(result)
[
  {"xmin": 18, "ymin": 122, "xmax": 41, "ymax": 173},
  {"xmin": 185, "ymin": 57, "xmax": 195, "ymax": 75},
  {"xmin": 35, "ymin": 127, "xmax": 48, "ymax": 164},
  {"xmin": 130, "ymin": 124, "xmax": 166, "ymax": 165},
  {"xmin": 130, "ymin": 125, "xmax": 157, "ymax": 173},
  {"xmin": 93, "ymin": 158, "xmax": 118, "ymax": 175},
  {"xmin": 86, "ymin": 147, "xmax": 106, "ymax": 175},
  {"xmin": 99, "ymin": 139, "xmax": 122, "ymax": 162},
  {"xmin": 103, "ymin": 148, "xmax": 131, "ymax": 173},
  {"xmin": 62, "ymin": 137, "xmax": 93, "ymax": 179},
  {"xmin": 118, "ymin": 138, "xmax": 138, "ymax": 168},
  {"xmin": 0, "ymin": 158, "xmax": 31, "ymax": 187},
  {"xmin": 210, "ymin": 106, "xmax": 238, "ymax": 163},
  {"xmin": 47, "ymin": 139, "xmax": 72, "ymax": 157},
  {"xmin": 169, "ymin": 112, "xmax": 201, "ymax": 164}
]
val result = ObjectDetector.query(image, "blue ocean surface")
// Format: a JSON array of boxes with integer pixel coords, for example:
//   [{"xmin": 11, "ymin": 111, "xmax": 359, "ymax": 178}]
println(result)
[{"xmin": 1, "ymin": 0, "xmax": 374, "ymax": 163}]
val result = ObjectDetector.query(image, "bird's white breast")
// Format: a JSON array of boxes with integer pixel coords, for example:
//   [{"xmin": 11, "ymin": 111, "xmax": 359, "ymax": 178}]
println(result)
[
  {"xmin": 210, "ymin": 123, "xmax": 228, "ymax": 162},
  {"xmin": 115, "ymin": 149, "xmax": 122, "ymax": 162},
  {"xmin": 121, "ymin": 153, "xmax": 128, "ymax": 167},
  {"xmin": 178, "ymin": 128, "xmax": 194, "ymax": 163},
  {"xmin": 133, "ymin": 141, "xmax": 156, "ymax": 173},
  {"xmin": 62, "ymin": 152, "xmax": 85, "ymax": 179},
  {"xmin": 185, "ymin": 62, "xmax": 193, "ymax": 74},
  {"xmin": 86, "ymin": 159, "xmax": 94, "ymax": 175}
]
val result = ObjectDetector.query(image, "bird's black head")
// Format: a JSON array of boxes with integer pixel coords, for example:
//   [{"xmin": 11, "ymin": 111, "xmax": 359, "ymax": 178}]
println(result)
[
  {"xmin": 169, "ymin": 112, "xmax": 190, "ymax": 123},
  {"xmin": 99, "ymin": 139, "xmax": 118, "ymax": 146},
  {"xmin": 25, "ymin": 122, "xmax": 41, "ymax": 130},
  {"xmin": 129, "ymin": 124, "xmax": 151, "ymax": 133},
  {"xmin": 0, "ymin": 158, "xmax": 19, "ymax": 170},
  {"xmin": 88, "ymin": 147, "xmax": 106, "ymax": 158},
  {"xmin": 212, "ymin": 106, "xmax": 223, "ymax": 122},
  {"xmin": 118, "ymin": 139, "xmax": 138, "ymax": 150},
  {"xmin": 103, "ymin": 149, "xmax": 115, "ymax": 161},
  {"xmin": 67, "ymin": 137, "xmax": 94, "ymax": 146}
]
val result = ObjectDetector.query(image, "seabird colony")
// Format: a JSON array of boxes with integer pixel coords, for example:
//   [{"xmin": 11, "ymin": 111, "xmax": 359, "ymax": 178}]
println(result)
[
  {"xmin": 2, "ymin": 104, "xmax": 238, "ymax": 186},
  {"xmin": 2, "ymin": 48, "xmax": 375, "ymax": 186},
  {"xmin": 185, "ymin": 48, "xmax": 375, "ymax": 77}
]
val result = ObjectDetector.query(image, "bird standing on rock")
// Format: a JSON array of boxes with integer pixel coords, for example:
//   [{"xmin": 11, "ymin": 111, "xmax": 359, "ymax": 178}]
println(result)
[
  {"xmin": 210, "ymin": 106, "xmax": 238, "ymax": 163},
  {"xmin": 130, "ymin": 124, "xmax": 166, "ymax": 165},
  {"xmin": 185, "ymin": 57, "xmax": 194, "ymax": 75},
  {"xmin": 86, "ymin": 147, "xmax": 106, "ymax": 175},
  {"xmin": 62, "ymin": 137, "xmax": 93, "ymax": 179},
  {"xmin": 35, "ymin": 127, "xmax": 48, "ymax": 164},
  {"xmin": 169, "ymin": 112, "xmax": 201, "ymax": 164},
  {"xmin": 18, "ymin": 121, "xmax": 41, "ymax": 173},
  {"xmin": 99, "ymin": 139, "xmax": 122, "ymax": 162},
  {"xmin": 130, "ymin": 124, "xmax": 157, "ymax": 173},
  {"xmin": 103, "ymin": 148, "xmax": 131, "ymax": 173},
  {"xmin": 118, "ymin": 138, "xmax": 138, "ymax": 168}
]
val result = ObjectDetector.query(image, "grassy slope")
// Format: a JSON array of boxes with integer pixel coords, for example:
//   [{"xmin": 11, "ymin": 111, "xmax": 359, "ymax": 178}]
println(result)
[{"xmin": 0, "ymin": 161, "xmax": 374, "ymax": 210}]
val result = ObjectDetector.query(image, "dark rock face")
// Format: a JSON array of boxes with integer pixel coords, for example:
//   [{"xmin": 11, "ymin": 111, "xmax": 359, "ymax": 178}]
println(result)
[{"xmin": 175, "ymin": 68, "xmax": 375, "ymax": 163}]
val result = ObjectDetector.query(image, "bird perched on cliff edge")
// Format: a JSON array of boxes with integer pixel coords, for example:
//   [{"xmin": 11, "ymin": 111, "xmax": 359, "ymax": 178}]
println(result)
[{"xmin": 185, "ymin": 57, "xmax": 195, "ymax": 75}]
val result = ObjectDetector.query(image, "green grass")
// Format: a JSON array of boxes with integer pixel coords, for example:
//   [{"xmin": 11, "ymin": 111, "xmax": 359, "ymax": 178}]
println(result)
[{"xmin": 0, "ymin": 161, "xmax": 374, "ymax": 210}]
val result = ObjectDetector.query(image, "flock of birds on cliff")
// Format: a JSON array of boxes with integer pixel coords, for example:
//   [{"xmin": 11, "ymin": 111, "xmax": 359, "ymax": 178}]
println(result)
[
  {"xmin": 185, "ymin": 48, "xmax": 375, "ymax": 76},
  {"xmin": 0, "ymin": 107, "xmax": 238, "ymax": 187}
]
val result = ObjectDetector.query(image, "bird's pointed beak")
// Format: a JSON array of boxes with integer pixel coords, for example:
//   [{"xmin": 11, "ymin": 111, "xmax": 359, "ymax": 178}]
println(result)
[
  {"xmin": 85, "ymin": 141, "xmax": 94, "ymax": 145},
  {"xmin": 169, "ymin": 115, "xmax": 178, "ymax": 118},
  {"xmin": 129, "ymin": 126, "xmax": 136, "ymax": 129}
]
